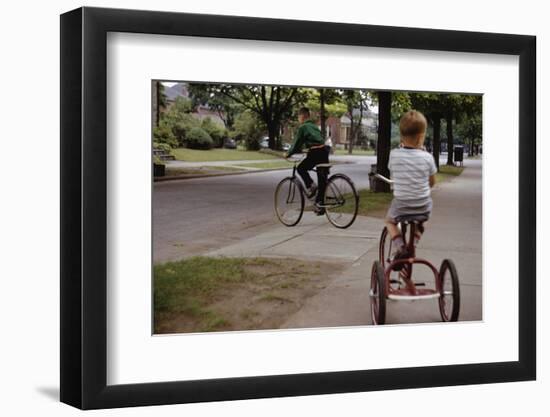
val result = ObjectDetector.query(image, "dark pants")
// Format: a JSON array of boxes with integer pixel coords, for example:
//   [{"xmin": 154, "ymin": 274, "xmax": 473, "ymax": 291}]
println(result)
[{"xmin": 297, "ymin": 147, "xmax": 329, "ymax": 203}]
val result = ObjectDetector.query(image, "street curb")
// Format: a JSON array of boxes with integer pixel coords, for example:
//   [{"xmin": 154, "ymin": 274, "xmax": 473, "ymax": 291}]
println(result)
[{"xmin": 154, "ymin": 166, "xmax": 290, "ymax": 182}]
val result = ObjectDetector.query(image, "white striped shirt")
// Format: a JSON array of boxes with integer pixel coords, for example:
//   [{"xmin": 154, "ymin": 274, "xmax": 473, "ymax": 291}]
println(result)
[{"xmin": 388, "ymin": 147, "xmax": 437, "ymax": 203}]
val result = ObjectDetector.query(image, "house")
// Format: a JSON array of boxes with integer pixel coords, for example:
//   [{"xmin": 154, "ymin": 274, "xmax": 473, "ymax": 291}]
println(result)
[
  {"xmin": 156, "ymin": 81, "xmax": 226, "ymax": 128},
  {"xmin": 302, "ymin": 109, "xmax": 378, "ymax": 148}
]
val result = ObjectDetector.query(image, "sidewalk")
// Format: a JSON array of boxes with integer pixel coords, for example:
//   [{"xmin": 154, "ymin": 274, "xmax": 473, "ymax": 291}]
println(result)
[{"xmin": 207, "ymin": 159, "xmax": 483, "ymax": 327}]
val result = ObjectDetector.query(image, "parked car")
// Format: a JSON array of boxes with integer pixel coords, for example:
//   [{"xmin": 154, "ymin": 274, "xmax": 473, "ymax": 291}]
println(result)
[
  {"xmin": 259, "ymin": 136, "xmax": 269, "ymax": 148},
  {"xmin": 282, "ymin": 143, "xmax": 290, "ymax": 151},
  {"xmin": 223, "ymin": 137, "xmax": 237, "ymax": 149}
]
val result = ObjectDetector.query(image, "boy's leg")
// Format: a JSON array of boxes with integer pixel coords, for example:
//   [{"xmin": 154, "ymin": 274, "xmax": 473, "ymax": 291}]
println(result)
[
  {"xmin": 314, "ymin": 148, "xmax": 329, "ymax": 205},
  {"xmin": 414, "ymin": 222, "xmax": 425, "ymax": 246},
  {"xmin": 297, "ymin": 154, "xmax": 315, "ymax": 190},
  {"xmin": 385, "ymin": 218, "xmax": 409, "ymax": 270},
  {"xmin": 385, "ymin": 219, "xmax": 401, "ymax": 240}
]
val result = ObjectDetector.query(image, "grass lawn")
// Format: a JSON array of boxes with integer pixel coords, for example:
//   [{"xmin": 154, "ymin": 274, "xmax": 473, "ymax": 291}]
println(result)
[
  {"xmin": 153, "ymin": 256, "xmax": 343, "ymax": 334},
  {"xmin": 333, "ymin": 149, "xmax": 375, "ymax": 156},
  {"xmin": 172, "ymin": 147, "xmax": 279, "ymax": 162},
  {"xmin": 435, "ymin": 165, "xmax": 464, "ymax": 183},
  {"xmin": 355, "ymin": 189, "xmax": 395, "ymax": 216}
]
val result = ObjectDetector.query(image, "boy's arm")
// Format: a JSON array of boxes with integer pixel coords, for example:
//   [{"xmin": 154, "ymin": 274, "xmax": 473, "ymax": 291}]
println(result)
[
  {"xmin": 429, "ymin": 175, "xmax": 436, "ymax": 188},
  {"xmin": 286, "ymin": 126, "xmax": 304, "ymax": 157}
]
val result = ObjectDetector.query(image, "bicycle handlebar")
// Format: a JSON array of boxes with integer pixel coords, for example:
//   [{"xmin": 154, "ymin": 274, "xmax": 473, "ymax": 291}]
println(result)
[{"xmin": 368, "ymin": 172, "xmax": 394, "ymax": 185}]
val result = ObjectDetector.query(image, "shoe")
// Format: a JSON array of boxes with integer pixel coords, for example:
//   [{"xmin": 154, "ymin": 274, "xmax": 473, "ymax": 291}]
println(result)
[
  {"xmin": 313, "ymin": 204, "xmax": 325, "ymax": 216},
  {"xmin": 306, "ymin": 183, "xmax": 317, "ymax": 199}
]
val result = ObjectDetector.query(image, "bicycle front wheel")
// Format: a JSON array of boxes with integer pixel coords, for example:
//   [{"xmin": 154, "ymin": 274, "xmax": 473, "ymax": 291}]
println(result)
[
  {"xmin": 274, "ymin": 177, "xmax": 305, "ymax": 227},
  {"xmin": 324, "ymin": 174, "xmax": 359, "ymax": 229}
]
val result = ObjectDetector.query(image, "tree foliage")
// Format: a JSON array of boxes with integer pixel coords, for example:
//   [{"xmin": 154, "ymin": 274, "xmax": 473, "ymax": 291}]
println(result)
[
  {"xmin": 190, "ymin": 84, "xmax": 308, "ymax": 149},
  {"xmin": 231, "ymin": 110, "xmax": 265, "ymax": 150},
  {"xmin": 342, "ymin": 89, "xmax": 369, "ymax": 154}
]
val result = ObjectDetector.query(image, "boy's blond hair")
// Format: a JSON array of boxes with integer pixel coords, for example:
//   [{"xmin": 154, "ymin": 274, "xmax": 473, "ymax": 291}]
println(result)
[{"xmin": 400, "ymin": 110, "xmax": 427, "ymax": 146}]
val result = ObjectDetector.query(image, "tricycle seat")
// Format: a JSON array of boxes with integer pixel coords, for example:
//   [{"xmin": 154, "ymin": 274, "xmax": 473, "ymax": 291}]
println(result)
[{"xmin": 395, "ymin": 213, "xmax": 429, "ymax": 224}]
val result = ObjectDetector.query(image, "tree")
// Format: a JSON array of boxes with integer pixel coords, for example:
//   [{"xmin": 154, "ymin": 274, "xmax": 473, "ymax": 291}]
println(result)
[
  {"xmin": 315, "ymin": 89, "xmax": 344, "ymax": 139},
  {"xmin": 160, "ymin": 96, "xmax": 197, "ymax": 145},
  {"xmin": 231, "ymin": 110, "xmax": 265, "ymax": 150},
  {"xmin": 410, "ymin": 93, "xmax": 445, "ymax": 170},
  {"xmin": 374, "ymin": 91, "xmax": 392, "ymax": 192},
  {"xmin": 187, "ymin": 84, "xmax": 238, "ymax": 129},
  {"xmin": 342, "ymin": 90, "xmax": 369, "ymax": 154},
  {"xmin": 152, "ymin": 81, "xmax": 167, "ymax": 127},
  {"xmin": 195, "ymin": 84, "xmax": 306, "ymax": 149}
]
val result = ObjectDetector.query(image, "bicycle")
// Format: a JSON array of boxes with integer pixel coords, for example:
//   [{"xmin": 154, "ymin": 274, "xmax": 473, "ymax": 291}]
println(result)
[
  {"xmin": 274, "ymin": 154, "xmax": 359, "ymax": 229},
  {"xmin": 368, "ymin": 173, "xmax": 460, "ymax": 325}
]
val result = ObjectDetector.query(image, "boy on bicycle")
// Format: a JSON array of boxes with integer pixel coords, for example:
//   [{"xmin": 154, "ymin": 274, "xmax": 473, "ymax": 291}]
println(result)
[
  {"xmin": 285, "ymin": 107, "xmax": 329, "ymax": 215},
  {"xmin": 386, "ymin": 110, "xmax": 437, "ymax": 264}
]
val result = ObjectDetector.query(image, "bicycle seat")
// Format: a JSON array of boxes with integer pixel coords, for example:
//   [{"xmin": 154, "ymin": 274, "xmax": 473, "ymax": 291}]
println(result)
[{"xmin": 395, "ymin": 213, "xmax": 429, "ymax": 224}]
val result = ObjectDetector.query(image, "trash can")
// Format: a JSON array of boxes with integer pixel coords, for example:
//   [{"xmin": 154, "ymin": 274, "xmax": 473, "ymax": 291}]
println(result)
[
  {"xmin": 454, "ymin": 146, "xmax": 464, "ymax": 166},
  {"xmin": 369, "ymin": 164, "xmax": 377, "ymax": 190},
  {"xmin": 153, "ymin": 163, "xmax": 165, "ymax": 177}
]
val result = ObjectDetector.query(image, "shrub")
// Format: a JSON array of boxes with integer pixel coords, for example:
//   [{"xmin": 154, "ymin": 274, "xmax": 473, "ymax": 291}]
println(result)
[
  {"xmin": 186, "ymin": 127, "xmax": 214, "ymax": 150},
  {"xmin": 201, "ymin": 117, "xmax": 227, "ymax": 148},
  {"xmin": 231, "ymin": 111, "xmax": 264, "ymax": 150},
  {"xmin": 153, "ymin": 124, "xmax": 178, "ymax": 148},
  {"xmin": 153, "ymin": 142, "xmax": 172, "ymax": 153}
]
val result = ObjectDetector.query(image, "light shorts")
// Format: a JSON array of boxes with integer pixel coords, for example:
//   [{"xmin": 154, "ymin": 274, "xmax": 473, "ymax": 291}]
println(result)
[{"xmin": 386, "ymin": 197, "xmax": 433, "ymax": 223}]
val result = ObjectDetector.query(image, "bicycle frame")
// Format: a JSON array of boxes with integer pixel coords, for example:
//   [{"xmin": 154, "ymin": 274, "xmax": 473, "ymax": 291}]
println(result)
[{"xmin": 385, "ymin": 222, "xmax": 441, "ymax": 300}]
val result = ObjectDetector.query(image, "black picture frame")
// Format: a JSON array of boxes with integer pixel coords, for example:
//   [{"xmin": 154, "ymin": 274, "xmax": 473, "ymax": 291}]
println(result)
[{"xmin": 60, "ymin": 6, "xmax": 536, "ymax": 410}]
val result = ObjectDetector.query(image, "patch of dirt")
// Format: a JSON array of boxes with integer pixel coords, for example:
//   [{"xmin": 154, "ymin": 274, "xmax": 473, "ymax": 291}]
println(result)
[{"xmin": 154, "ymin": 258, "xmax": 345, "ymax": 334}]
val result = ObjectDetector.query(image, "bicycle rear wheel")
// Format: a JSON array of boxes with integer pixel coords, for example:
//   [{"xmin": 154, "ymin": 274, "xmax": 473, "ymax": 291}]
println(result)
[
  {"xmin": 324, "ymin": 174, "xmax": 359, "ymax": 229},
  {"xmin": 274, "ymin": 177, "xmax": 305, "ymax": 227}
]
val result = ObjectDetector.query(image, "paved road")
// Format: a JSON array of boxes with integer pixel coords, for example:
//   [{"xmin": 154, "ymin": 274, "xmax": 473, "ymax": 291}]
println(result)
[{"xmin": 153, "ymin": 156, "xmax": 375, "ymax": 262}]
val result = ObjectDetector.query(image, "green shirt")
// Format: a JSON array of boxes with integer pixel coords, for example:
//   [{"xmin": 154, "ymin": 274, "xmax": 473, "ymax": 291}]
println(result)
[{"xmin": 287, "ymin": 120, "xmax": 324, "ymax": 156}]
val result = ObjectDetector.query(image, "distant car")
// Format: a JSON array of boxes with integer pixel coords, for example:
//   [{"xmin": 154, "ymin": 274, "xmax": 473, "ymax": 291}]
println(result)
[
  {"xmin": 223, "ymin": 137, "xmax": 237, "ymax": 149},
  {"xmin": 259, "ymin": 136, "xmax": 269, "ymax": 148},
  {"xmin": 282, "ymin": 143, "xmax": 290, "ymax": 151}
]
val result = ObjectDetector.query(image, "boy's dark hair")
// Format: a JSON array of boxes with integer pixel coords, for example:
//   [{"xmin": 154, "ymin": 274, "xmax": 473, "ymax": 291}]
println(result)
[
  {"xmin": 400, "ymin": 110, "xmax": 427, "ymax": 137},
  {"xmin": 298, "ymin": 107, "xmax": 310, "ymax": 118}
]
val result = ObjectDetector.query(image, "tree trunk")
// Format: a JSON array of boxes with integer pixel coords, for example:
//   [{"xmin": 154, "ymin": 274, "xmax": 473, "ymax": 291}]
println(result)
[
  {"xmin": 432, "ymin": 115, "xmax": 441, "ymax": 171},
  {"xmin": 375, "ymin": 91, "xmax": 392, "ymax": 192},
  {"xmin": 347, "ymin": 111, "xmax": 354, "ymax": 155},
  {"xmin": 267, "ymin": 121, "xmax": 278, "ymax": 150},
  {"xmin": 320, "ymin": 89, "xmax": 327, "ymax": 140},
  {"xmin": 152, "ymin": 81, "xmax": 159, "ymax": 128},
  {"xmin": 446, "ymin": 111, "xmax": 454, "ymax": 165}
]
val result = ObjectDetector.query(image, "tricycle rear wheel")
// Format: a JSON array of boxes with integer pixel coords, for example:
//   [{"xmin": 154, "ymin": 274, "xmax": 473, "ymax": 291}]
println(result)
[
  {"xmin": 438, "ymin": 259, "xmax": 460, "ymax": 322},
  {"xmin": 370, "ymin": 261, "xmax": 386, "ymax": 325}
]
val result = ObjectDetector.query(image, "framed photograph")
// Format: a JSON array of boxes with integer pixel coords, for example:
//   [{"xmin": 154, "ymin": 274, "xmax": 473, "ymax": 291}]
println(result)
[{"xmin": 60, "ymin": 6, "xmax": 536, "ymax": 410}]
